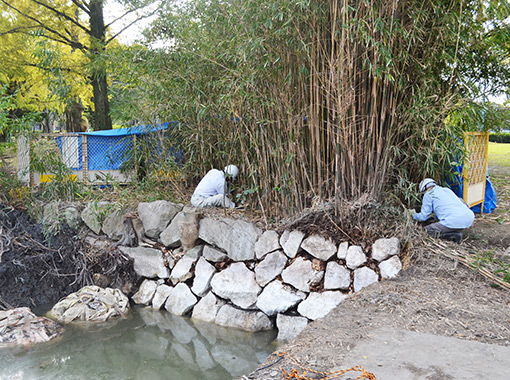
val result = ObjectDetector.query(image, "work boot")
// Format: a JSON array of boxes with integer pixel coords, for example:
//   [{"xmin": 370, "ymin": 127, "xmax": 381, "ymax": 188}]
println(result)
[{"xmin": 441, "ymin": 231, "xmax": 463, "ymax": 244}]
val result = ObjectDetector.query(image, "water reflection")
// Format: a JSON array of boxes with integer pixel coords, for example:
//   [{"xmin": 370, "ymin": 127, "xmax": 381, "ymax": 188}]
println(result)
[{"xmin": 0, "ymin": 306, "xmax": 277, "ymax": 380}]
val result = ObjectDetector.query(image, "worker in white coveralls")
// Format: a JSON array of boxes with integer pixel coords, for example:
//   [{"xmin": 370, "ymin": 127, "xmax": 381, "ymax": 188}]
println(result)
[
  {"xmin": 190, "ymin": 165, "xmax": 239, "ymax": 208},
  {"xmin": 412, "ymin": 178, "xmax": 475, "ymax": 243}
]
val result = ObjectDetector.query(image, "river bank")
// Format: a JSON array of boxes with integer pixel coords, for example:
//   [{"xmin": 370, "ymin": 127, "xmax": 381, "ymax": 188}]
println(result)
[{"xmin": 244, "ymin": 245, "xmax": 510, "ymax": 379}]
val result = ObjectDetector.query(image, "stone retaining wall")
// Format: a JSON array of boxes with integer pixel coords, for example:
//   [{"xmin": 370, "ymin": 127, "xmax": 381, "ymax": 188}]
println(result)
[{"xmin": 76, "ymin": 200, "xmax": 403, "ymax": 341}]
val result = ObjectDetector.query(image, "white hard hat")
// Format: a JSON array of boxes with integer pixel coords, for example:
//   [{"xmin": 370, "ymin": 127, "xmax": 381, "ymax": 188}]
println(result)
[
  {"xmin": 224, "ymin": 164, "xmax": 239, "ymax": 178},
  {"xmin": 419, "ymin": 178, "xmax": 437, "ymax": 193}
]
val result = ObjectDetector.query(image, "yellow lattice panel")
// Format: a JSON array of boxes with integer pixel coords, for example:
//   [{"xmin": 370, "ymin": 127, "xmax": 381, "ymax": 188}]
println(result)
[{"xmin": 463, "ymin": 132, "xmax": 489, "ymax": 210}]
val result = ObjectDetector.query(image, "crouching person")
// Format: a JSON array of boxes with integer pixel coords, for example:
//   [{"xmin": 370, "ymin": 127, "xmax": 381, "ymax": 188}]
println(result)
[
  {"xmin": 413, "ymin": 178, "xmax": 475, "ymax": 243},
  {"xmin": 190, "ymin": 165, "xmax": 238, "ymax": 208}
]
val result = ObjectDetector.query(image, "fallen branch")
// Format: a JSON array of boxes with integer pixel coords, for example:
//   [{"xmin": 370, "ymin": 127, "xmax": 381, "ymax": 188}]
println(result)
[{"xmin": 427, "ymin": 240, "xmax": 510, "ymax": 290}]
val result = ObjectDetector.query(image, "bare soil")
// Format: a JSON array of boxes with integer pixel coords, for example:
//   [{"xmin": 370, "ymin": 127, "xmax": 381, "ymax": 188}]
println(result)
[
  {"xmin": 0, "ymin": 204, "xmax": 139, "ymax": 312},
  {"xmin": 246, "ymin": 169, "xmax": 510, "ymax": 380},
  {"xmin": 246, "ymin": 246, "xmax": 510, "ymax": 380}
]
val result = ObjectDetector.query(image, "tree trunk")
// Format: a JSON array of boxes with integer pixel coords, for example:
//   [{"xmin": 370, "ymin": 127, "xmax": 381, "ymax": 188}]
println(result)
[
  {"xmin": 89, "ymin": 0, "xmax": 112, "ymax": 131},
  {"xmin": 65, "ymin": 99, "xmax": 86, "ymax": 132}
]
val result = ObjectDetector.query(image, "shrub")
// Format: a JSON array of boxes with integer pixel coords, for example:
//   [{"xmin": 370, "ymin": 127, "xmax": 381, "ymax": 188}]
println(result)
[{"xmin": 489, "ymin": 133, "xmax": 510, "ymax": 143}]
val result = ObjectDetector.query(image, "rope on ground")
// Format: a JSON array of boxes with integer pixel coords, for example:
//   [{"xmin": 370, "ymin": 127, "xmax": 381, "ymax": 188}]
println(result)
[{"xmin": 276, "ymin": 351, "xmax": 376, "ymax": 380}]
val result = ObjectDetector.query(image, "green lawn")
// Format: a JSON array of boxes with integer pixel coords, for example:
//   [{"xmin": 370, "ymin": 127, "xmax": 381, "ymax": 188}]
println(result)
[{"xmin": 488, "ymin": 142, "xmax": 510, "ymax": 167}]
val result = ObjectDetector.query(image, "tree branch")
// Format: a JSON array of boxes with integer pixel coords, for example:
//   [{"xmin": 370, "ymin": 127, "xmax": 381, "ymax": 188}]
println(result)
[
  {"xmin": 70, "ymin": 0, "xmax": 90, "ymax": 15},
  {"xmin": 104, "ymin": 8, "xmax": 138, "ymax": 29},
  {"xmin": 0, "ymin": 25, "xmax": 39, "ymax": 37},
  {"xmin": 25, "ymin": 62, "xmax": 74, "ymax": 73},
  {"xmin": 0, "ymin": 0, "xmax": 87, "ymax": 51},
  {"xmin": 105, "ymin": 10, "xmax": 158, "ymax": 45},
  {"xmin": 28, "ymin": 0, "xmax": 90, "ymax": 35}
]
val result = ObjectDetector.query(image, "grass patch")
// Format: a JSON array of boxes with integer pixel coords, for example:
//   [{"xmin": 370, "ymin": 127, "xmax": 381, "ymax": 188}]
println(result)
[{"xmin": 488, "ymin": 142, "xmax": 510, "ymax": 167}]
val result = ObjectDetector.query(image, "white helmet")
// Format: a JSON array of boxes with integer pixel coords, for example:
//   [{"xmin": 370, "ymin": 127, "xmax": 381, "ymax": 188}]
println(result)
[
  {"xmin": 419, "ymin": 178, "xmax": 437, "ymax": 193},
  {"xmin": 224, "ymin": 164, "xmax": 239, "ymax": 178}
]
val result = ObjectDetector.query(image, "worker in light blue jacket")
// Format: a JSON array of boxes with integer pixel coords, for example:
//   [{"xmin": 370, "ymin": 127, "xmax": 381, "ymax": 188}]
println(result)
[{"xmin": 413, "ymin": 178, "xmax": 475, "ymax": 243}]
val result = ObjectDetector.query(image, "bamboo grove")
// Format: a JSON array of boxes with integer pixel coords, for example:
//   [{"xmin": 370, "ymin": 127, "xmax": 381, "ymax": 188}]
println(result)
[{"xmin": 113, "ymin": 0, "xmax": 510, "ymax": 217}]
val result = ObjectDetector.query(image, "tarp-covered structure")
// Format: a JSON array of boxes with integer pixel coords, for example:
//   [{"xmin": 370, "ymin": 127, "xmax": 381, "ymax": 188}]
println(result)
[{"xmin": 33, "ymin": 123, "xmax": 179, "ymax": 185}]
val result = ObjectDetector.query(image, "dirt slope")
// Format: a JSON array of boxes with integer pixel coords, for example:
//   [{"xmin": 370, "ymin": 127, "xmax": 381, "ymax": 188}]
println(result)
[{"xmin": 246, "ymin": 247, "xmax": 510, "ymax": 379}]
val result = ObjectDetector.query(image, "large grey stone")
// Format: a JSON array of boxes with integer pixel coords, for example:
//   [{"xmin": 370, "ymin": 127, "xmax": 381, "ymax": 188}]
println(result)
[
  {"xmin": 324, "ymin": 262, "xmax": 351, "ymax": 290},
  {"xmin": 164, "ymin": 283, "xmax": 198, "ymax": 316},
  {"xmin": 210, "ymin": 263, "xmax": 261, "ymax": 309},
  {"xmin": 353, "ymin": 267, "xmax": 379, "ymax": 292},
  {"xmin": 345, "ymin": 245, "xmax": 367, "ymax": 269},
  {"xmin": 256, "ymin": 280, "xmax": 306, "ymax": 316},
  {"xmin": 160, "ymin": 210, "xmax": 199, "ymax": 249},
  {"xmin": 159, "ymin": 211, "xmax": 186, "ymax": 248},
  {"xmin": 281, "ymin": 257, "xmax": 324, "ymax": 292},
  {"xmin": 215, "ymin": 305, "xmax": 273, "ymax": 332},
  {"xmin": 191, "ymin": 292, "xmax": 226, "ymax": 323},
  {"xmin": 64, "ymin": 206, "xmax": 81, "ymax": 230},
  {"xmin": 170, "ymin": 255, "xmax": 197, "ymax": 285},
  {"xmin": 202, "ymin": 245, "xmax": 228, "ymax": 262},
  {"xmin": 301, "ymin": 235, "xmax": 337, "ymax": 261},
  {"xmin": 297, "ymin": 291, "xmax": 347, "ymax": 320},
  {"xmin": 118, "ymin": 246, "xmax": 169, "ymax": 278},
  {"xmin": 185, "ymin": 245, "xmax": 204, "ymax": 260},
  {"xmin": 254, "ymin": 250, "xmax": 288, "ymax": 287},
  {"xmin": 199, "ymin": 217, "xmax": 262, "ymax": 261},
  {"xmin": 138, "ymin": 201, "xmax": 183, "ymax": 239},
  {"xmin": 255, "ymin": 230, "xmax": 281, "ymax": 259},
  {"xmin": 191, "ymin": 257, "xmax": 217, "ymax": 297},
  {"xmin": 102, "ymin": 209, "xmax": 125, "ymax": 240},
  {"xmin": 337, "ymin": 242, "xmax": 349, "ymax": 260},
  {"xmin": 379, "ymin": 256, "xmax": 403, "ymax": 279},
  {"xmin": 81, "ymin": 201, "xmax": 110, "ymax": 235},
  {"xmin": 132, "ymin": 279, "xmax": 158, "ymax": 305},
  {"xmin": 276, "ymin": 314, "xmax": 309, "ymax": 342},
  {"xmin": 280, "ymin": 230, "xmax": 305, "ymax": 258},
  {"xmin": 152, "ymin": 284, "xmax": 173, "ymax": 310},
  {"xmin": 372, "ymin": 237, "xmax": 400, "ymax": 262}
]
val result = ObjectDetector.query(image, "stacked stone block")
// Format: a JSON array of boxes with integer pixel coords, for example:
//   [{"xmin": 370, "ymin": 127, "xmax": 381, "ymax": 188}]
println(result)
[{"xmin": 84, "ymin": 200, "xmax": 403, "ymax": 341}]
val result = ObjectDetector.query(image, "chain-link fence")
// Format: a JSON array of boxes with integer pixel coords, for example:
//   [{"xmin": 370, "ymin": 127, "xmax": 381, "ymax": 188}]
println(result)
[{"xmin": 18, "ymin": 124, "xmax": 180, "ymax": 186}]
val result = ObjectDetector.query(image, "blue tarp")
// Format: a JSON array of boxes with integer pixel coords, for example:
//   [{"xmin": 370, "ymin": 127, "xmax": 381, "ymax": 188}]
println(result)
[
  {"xmin": 448, "ymin": 166, "xmax": 497, "ymax": 214},
  {"xmin": 80, "ymin": 123, "xmax": 170, "ymax": 137},
  {"xmin": 55, "ymin": 122, "xmax": 181, "ymax": 172},
  {"xmin": 471, "ymin": 177, "xmax": 497, "ymax": 213}
]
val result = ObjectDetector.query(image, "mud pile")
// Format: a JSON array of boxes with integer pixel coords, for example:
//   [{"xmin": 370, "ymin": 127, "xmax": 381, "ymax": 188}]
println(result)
[{"xmin": 0, "ymin": 203, "xmax": 138, "ymax": 312}]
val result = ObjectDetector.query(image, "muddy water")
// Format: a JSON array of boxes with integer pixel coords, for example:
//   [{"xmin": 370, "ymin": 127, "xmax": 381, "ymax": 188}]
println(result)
[{"xmin": 0, "ymin": 307, "xmax": 277, "ymax": 380}]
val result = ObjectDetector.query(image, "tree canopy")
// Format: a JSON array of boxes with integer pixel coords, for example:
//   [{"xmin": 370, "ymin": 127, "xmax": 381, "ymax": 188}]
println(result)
[
  {"xmin": 1, "ymin": 0, "xmax": 509, "ymax": 216},
  {"xmin": 0, "ymin": 0, "xmax": 155, "ymax": 131},
  {"xmin": 104, "ymin": 0, "xmax": 509, "ymax": 215}
]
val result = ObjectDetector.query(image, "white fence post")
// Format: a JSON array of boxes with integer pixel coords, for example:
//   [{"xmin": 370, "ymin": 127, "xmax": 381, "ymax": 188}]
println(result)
[{"xmin": 17, "ymin": 134, "xmax": 31, "ymax": 185}]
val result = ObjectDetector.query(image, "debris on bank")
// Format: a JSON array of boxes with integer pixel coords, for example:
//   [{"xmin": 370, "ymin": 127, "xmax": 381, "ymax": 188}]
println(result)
[
  {"xmin": 47, "ymin": 286, "xmax": 130, "ymax": 324},
  {"xmin": 0, "ymin": 203, "xmax": 138, "ymax": 311},
  {"xmin": 0, "ymin": 308, "xmax": 63, "ymax": 348}
]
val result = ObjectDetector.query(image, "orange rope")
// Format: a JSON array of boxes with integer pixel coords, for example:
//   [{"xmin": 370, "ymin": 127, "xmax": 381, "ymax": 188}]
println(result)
[{"xmin": 276, "ymin": 351, "xmax": 376, "ymax": 380}]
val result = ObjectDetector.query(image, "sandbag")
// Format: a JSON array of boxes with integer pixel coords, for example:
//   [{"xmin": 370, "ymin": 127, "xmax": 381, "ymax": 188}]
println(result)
[
  {"xmin": 0, "ymin": 307, "xmax": 63, "ymax": 348},
  {"xmin": 47, "ymin": 286, "xmax": 129, "ymax": 324}
]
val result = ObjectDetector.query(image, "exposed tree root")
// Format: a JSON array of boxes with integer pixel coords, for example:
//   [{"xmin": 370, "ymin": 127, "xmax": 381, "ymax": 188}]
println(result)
[{"xmin": 0, "ymin": 203, "xmax": 139, "ymax": 312}]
